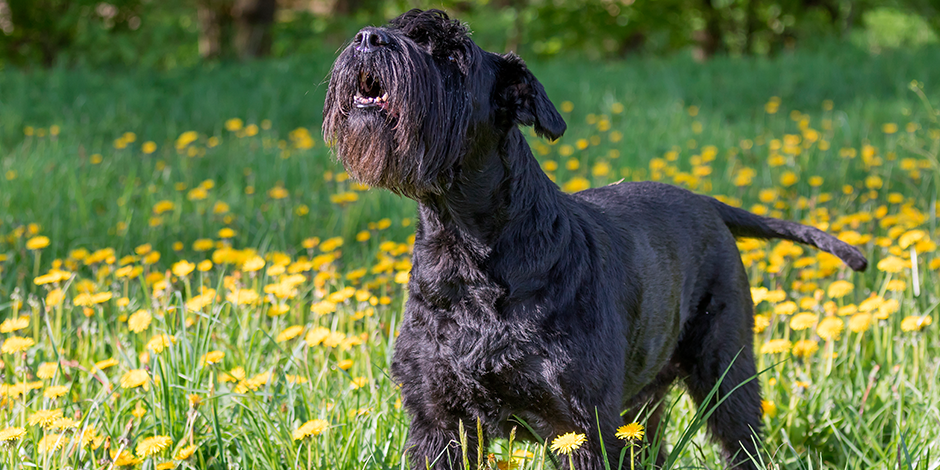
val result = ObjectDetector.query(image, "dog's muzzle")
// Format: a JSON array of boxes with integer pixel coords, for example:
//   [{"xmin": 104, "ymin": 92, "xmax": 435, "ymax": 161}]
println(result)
[
  {"xmin": 354, "ymin": 71, "xmax": 389, "ymax": 110},
  {"xmin": 352, "ymin": 27, "xmax": 391, "ymax": 110}
]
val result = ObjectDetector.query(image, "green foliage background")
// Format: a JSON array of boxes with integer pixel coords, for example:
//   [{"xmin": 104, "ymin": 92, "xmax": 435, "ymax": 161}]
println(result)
[{"xmin": 0, "ymin": 0, "xmax": 938, "ymax": 70}]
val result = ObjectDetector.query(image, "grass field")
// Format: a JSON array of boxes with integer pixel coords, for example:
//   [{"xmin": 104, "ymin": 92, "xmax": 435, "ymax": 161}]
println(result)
[{"xmin": 1, "ymin": 43, "xmax": 940, "ymax": 469}]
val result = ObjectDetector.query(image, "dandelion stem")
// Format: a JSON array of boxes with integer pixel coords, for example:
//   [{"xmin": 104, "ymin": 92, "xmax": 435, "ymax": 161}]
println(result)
[
  {"xmin": 32, "ymin": 251, "xmax": 41, "ymax": 288},
  {"xmin": 630, "ymin": 443, "xmax": 635, "ymax": 470}
]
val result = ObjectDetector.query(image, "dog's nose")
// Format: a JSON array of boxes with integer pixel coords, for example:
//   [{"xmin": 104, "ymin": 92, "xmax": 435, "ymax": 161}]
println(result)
[{"xmin": 355, "ymin": 28, "xmax": 390, "ymax": 53}]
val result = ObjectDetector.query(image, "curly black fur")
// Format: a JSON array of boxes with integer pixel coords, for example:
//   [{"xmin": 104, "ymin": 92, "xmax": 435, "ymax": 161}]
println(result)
[{"xmin": 323, "ymin": 9, "xmax": 867, "ymax": 470}]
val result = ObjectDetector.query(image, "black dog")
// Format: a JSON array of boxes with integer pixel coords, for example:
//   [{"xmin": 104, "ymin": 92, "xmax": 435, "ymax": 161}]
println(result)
[{"xmin": 324, "ymin": 10, "xmax": 867, "ymax": 469}]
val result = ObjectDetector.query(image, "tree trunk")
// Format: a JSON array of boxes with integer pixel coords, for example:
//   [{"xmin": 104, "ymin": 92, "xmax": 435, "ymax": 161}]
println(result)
[
  {"xmin": 233, "ymin": 0, "xmax": 277, "ymax": 58},
  {"xmin": 693, "ymin": 0, "xmax": 723, "ymax": 60},
  {"xmin": 744, "ymin": 0, "xmax": 756, "ymax": 54},
  {"xmin": 197, "ymin": 1, "xmax": 227, "ymax": 59}
]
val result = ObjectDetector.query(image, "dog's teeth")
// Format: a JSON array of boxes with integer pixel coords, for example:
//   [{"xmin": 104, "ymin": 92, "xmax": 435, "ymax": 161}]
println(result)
[{"xmin": 381, "ymin": 92, "xmax": 389, "ymax": 101}]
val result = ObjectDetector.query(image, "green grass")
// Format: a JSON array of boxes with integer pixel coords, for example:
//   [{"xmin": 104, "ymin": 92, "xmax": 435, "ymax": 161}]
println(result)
[{"xmin": 1, "ymin": 43, "xmax": 939, "ymax": 469}]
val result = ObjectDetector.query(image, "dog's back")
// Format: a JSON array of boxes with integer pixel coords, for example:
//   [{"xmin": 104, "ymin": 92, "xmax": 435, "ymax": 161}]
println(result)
[{"xmin": 575, "ymin": 180, "xmax": 866, "ymax": 272}]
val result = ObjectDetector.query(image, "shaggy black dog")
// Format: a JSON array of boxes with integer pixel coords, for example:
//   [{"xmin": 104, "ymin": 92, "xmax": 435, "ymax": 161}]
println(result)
[{"xmin": 323, "ymin": 10, "xmax": 867, "ymax": 469}]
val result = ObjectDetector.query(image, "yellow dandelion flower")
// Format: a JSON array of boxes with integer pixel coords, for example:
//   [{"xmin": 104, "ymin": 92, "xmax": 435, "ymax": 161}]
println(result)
[
  {"xmin": 773, "ymin": 301, "xmax": 798, "ymax": 316},
  {"xmin": 74, "ymin": 291, "xmax": 113, "ymax": 306},
  {"xmin": 319, "ymin": 236, "xmax": 344, "ymax": 252},
  {"xmin": 137, "ymin": 435, "xmax": 173, "ymax": 458},
  {"xmin": 172, "ymin": 260, "xmax": 195, "ymax": 277},
  {"xmin": 858, "ymin": 295, "xmax": 884, "ymax": 313},
  {"xmin": 147, "ymin": 334, "xmax": 175, "ymax": 353},
  {"xmin": 901, "ymin": 315, "xmax": 932, "ymax": 332},
  {"xmin": 550, "ymin": 432, "xmax": 587, "ymax": 455},
  {"xmin": 2, "ymin": 336, "xmax": 35, "ymax": 354},
  {"xmin": 175, "ymin": 130, "xmax": 198, "ymax": 149},
  {"xmin": 242, "ymin": 255, "xmax": 266, "ymax": 272},
  {"xmin": 898, "ymin": 230, "xmax": 926, "ymax": 249},
  {"xmin": 323, "ymin": 331, "xmax": 346, "ymax": 348},
  {"xmin": 286, "ymin": 374, "xmax": 309, "ymax": 384},
  {"xmin": 95, "ymin": 358, "xmax": 118, "ymax": 370},
  {"xmin": 128, "ymin": 309, "xmax": 153, "ymax": 333},
  {"xmin": 877, "ymin": 256, "xmax": 907, "ymax": 273},
  {"xmin": 29, "ymin": 408, "xmax": 64, "ymax": 427},
  {"xmin": 876, "ymin": 299, "xmax": 899, "ymax": 320},
  {"xmin": 753, "ymin": 314, "xmax": 770, "ymax": 334},
  {"xmin": 761, "ymin": 400, "xmax": 777, "ymax": 418},
  {"xmin": 562, "ymin": 177, "xmax": 590, "ymax": 193},
  {"xmin": 132, "ymin": 402, "xmax": 148, "ymax": 419},
  {"xmin": 760, "ymin": 339, "xmax": 791, "ymax": 355},
  {"xmin": 305, "ymin": 328, "xmax": 330, "ymax": 348},
  {"xmin": 121, "ymin": 369, "xmax": 150, "ymax": 389},
  {"xmin": 268, "ymin": 303, "xmax": 290, "ymax": 316},
  {"xmin": 350, "ymin": 376, "xmax": 369, "ymax": 390},
  {"xmin": 293, "ymin": 419, "xmax": 330, "ymax": 440},
  {"xmin": 225, "ymin": 118, "xmax": 244, "ymax": 131},
  {"xmin": 226, "ymin": 288, "xmax": 259, "ymax": 305},
  {"xmin": 817, "ymin": 317, "xmax": 844, "ymax": 341},
  {"xmin": 885, "ymin": 279, "xmax": 907, "ymax": 292},
  {"xmin": 789, "ymin": 312, "xmax": 817, "ymax": 331},
  {"xmin": 201, "ymin": 350, "xmax": 225, "ymax": 365},
  {"xmin": 36, "ymin": 362, "xmax": 57, "ymax": 379},
  {"xmin": 268, "ymin": 186, "xmax": 289, "ymax": 199},
  {"xmin": 46, "ymin": 289, "xmax": 65, "ymax": 307},
  {"xmin": 80, "ymin": 427, "xmax": 101, "ymax": 449},
  {"xmin": 43, "ymin": 385, "xmax": 69, "ymax": 400},
  {"xmin": 34, "ymin": 269, "xmax": 72, "ymax": 285},
  {"xmin": 26, "ymin": 235, "xmax": 50, "ymax": 250},
  {"xmin": 188, "ymin": 393, "xmax": 202, "ymax": 408},
  {"xmin": 276, "ymin": 325, "xmax": 304, "ymax": 343},
  {"xmin": 38, "ymin": 434, "xmax": 64, "ymax": 453},
  {"xmin": 791, "ymin": 339, "xmax": 819, "ymax": 358},
  {"xmin": 826, "ymin": 280, "xmax": 854, "ymax": 299},
  {"xmin": 50, "ymin": 417, "xmax": 79, "ymax": 430},
  {"xmin": 193, "ymin": 239, "xmax": 215, "ymax": 251},
  {"xmin": 0, "ymin": 426, "xmax": 26, "ymax": 442},
  {"xmin": 174, "ymin": 444, "xmax": 198, "ymax": 460},
  {"xmin": 112, "ymin": 449, "xmax": 141, "ymax": 466},
  {"xmin": 615, "ymin": 422, "xmax": 644, "ymax": 441},
  {"xmin": 156, "ymin": 462, "xmax": 177, "ymax": 470},
  {"xmin": 849, "ymin": 312, "xmax": 872, "ymax": 333},
  {"xmin": 311, "ymin": 300, "xmax": 337, "ymax": 316},
  {"xmin": 0, "ymin": 316, "xmax": 29, "ymax": 333}
]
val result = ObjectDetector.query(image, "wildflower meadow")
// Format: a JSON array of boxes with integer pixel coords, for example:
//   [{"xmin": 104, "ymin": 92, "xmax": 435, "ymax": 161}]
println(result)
[{"xmin": 1, "ymin": 46, "xmax": 940, "ymax": 469}]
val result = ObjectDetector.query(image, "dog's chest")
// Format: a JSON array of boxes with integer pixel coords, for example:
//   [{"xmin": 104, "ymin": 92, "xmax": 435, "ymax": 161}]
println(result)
[{"xmin": 408, "ymin": 297, "xmax": 550, "ymax": 409}]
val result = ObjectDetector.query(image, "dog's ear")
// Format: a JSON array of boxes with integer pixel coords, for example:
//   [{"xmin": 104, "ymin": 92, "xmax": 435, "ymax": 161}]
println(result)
[{"xmin": 495, "ymin": 53, "xmax": 567, "ymax": 141}]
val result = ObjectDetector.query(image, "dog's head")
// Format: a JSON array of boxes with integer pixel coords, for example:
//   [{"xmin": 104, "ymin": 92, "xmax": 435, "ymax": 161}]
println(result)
[{"xmin": 323, "ymin": 9, "xmax": 566, "ymax": 198}]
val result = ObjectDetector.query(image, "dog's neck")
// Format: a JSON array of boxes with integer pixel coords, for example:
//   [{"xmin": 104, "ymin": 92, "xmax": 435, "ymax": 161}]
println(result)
[
  {"xmin": 411, "ymin": 129, "xmax": 577, "ymax": 314},
  {"xmin": 417, "ymin": 127, "xmax": 562, "ymax": 247},
  {"xmin": 410, "ymin": 127, "xmax": 574, "ymax": 311}
]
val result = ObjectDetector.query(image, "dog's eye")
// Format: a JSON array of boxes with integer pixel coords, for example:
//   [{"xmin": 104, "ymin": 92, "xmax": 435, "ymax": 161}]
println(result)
[{"xmin": 448, "ymin": 54, "xmax": 458, "ymax": 63}]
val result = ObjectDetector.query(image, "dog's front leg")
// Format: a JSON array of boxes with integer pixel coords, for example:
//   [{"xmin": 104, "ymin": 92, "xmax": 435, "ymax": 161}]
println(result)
[{"xmin": 404, "ymin": 418, "xmax": 485, "ymax": 470}]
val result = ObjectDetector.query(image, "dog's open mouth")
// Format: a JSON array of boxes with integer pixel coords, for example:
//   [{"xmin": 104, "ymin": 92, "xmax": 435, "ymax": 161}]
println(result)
[{"xmin": 354, "ymin": 71, "xmax": 389, "ymax": 110}]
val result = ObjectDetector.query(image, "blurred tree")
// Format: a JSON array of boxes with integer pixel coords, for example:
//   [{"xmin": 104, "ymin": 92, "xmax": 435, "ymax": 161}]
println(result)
[
  {"xmin": 0, "ymin": 0, "xmax": 142, "ymax": 66},
  {"xmin": 899, "ymin": 0, "xmax": 940, "ymax": 33},
  {"xmin": 496, "ymin": 0, "xmax": 882, "ymax": 59},
  {"xmin": 197, "ymin": 0, "xmax": 277, "ymax": 59}
]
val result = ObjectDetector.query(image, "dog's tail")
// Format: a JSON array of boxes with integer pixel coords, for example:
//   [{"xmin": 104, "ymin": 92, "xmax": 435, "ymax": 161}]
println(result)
[{"xmin": 708, "ymin": 197, "xmax": 868, "ymax": 271}]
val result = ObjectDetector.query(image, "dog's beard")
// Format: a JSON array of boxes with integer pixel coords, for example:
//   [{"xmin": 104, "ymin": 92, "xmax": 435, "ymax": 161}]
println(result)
[{"xmin": 324, "ymin": 42, "xmax": 470, "ymax": 198}]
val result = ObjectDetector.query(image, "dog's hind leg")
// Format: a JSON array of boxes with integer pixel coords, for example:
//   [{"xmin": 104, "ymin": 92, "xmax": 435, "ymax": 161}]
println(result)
[
  {"xmin": 675, "ymin": 273, "xmax": 762, "ymax": 469},
  {"xmin": 622, "ymin": 365, "xmax": 678, "ymax": 467}
]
